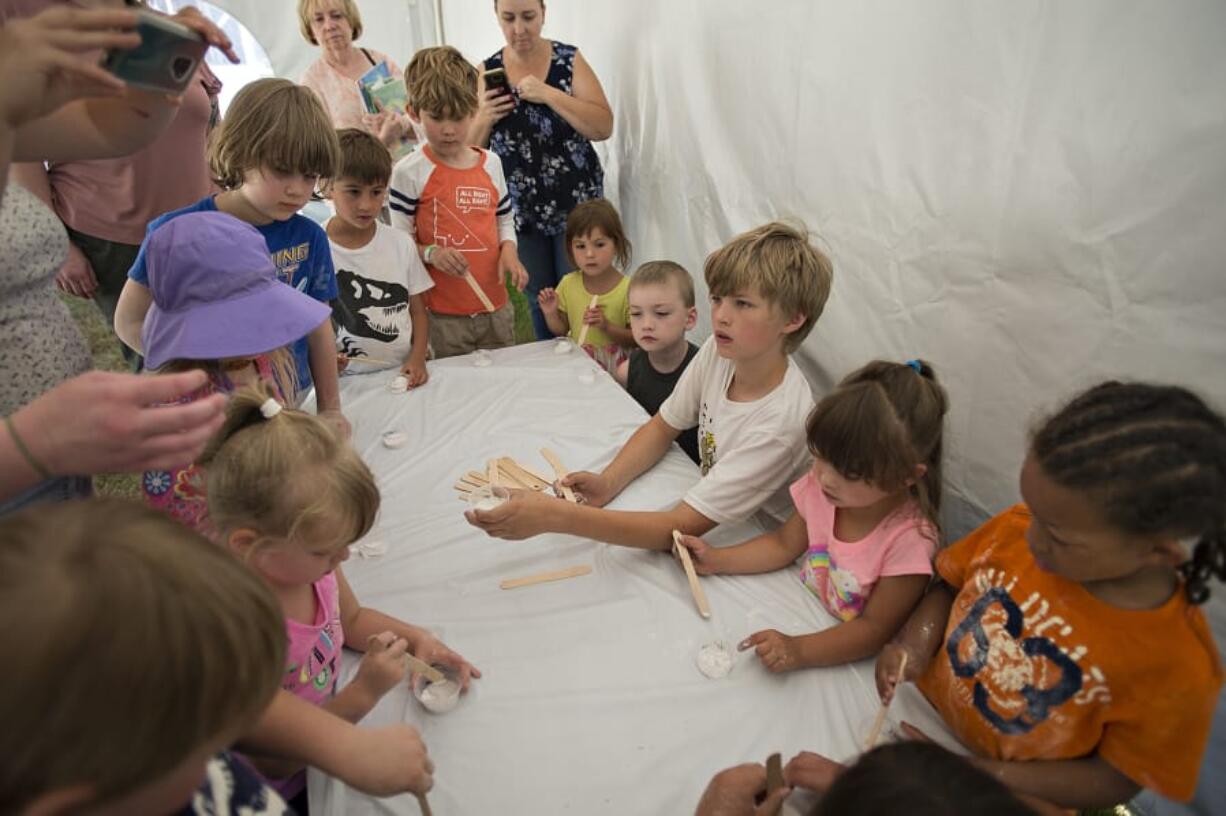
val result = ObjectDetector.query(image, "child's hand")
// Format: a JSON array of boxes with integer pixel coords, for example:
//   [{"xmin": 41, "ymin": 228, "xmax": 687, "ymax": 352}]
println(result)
[
  {"xmin": 694, "ymin": 763, "xmax": 791, "ymax": 816},
  {"xmin": 336, "ymin": 724, "xmax": 434, "ymax": 795},
  {"xmin": 561, "ymin": 470, "xmax": 615, "ymax": 507},
  {"xmin": 500, "ymin": 252, "xmax": 528, "ymax": 291},
  {"xmin": 581, "ymin": 305, "xmax": 607, "ymax": 329},
  {"xmin": 412, "ymin": 632, "xmax": 482, "ymax": 690},
  {"xmin": 401, "ymin": 358, "xmax": 428, "ymax": 388},
  {"xmin": 465, "ymin": 488, "xmax": 558, "ymax": 540},
  {"xmin": 430, "ymin": 247, "xmax": 469, "ymax": 277},
  {"xmin": 354, "ymin": 632, "xmax": 409, "ymax": 701},
  {"xmin": 739, "ymin": 629, "xmax": 801, "ymax": 673},
  {"xmin": 319, "ymin": 409, "xmax": 352, "ymax": 441},
  {"xmin": 674, "ymin": 534, "xmax": 720, "ymax": 575},
  {"xmin": 874, "ymin": 643, "xmax": 924, "ymax": 703},
  {"xmin": 336, "ymin": 351, "xmax": 349, "ymax": 373},
  {"xmin": 537, "ymin": 287, "xmax": 559, "ymax": 314},
  {"xmin": 783, "ymin": 751, "xmax": 845, "ymax": 794}
]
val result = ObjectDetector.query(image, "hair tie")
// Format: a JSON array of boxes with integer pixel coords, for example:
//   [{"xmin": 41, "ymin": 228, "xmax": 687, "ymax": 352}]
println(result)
[
  {"xmin": 259, "ymin": 398, "xmax": 283, "ymax": 419},
  {"xmin": 906, "ymin": 359, "xmax": 923, "ymax": 374}
]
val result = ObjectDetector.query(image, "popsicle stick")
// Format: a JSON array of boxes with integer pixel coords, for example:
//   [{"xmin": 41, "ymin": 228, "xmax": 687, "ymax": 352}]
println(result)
[
  {"xmin": 464, "ymin": 273, "xmax": 496, "ymax": 312},
  {"xmin": 403, "ymin": 652, "xmax": 447, "ymax": 684},
  {"xmin": 496, "ymin": 464, "xmax": 533, "ymax": 490},
  {"xmin": 487, "ymin": 459, "xmax": 500, "ymax": 488},
  {"xmin": 415, "ymin": 792, "xmax": 433, "ymax": 816},
  {"xmin": 499, "ymin": 458, "xmax": 550, "ymax": 490},
  {"xmin": 765, "ymin": 752, "xmax": 784, "ymax": 794},
  {"xmin": 671, "ymin": 530, "xmax": 711, "ymax": 619},
  {"xmin": 346, "ymin": 353, "xmax": 403, "ymax": 366},
  {"xmin": 574, "ymin": 293, "xmax": 600, "ymax": 348},
  {"xmin": 458, "ymin": 475, "xmax": 485, "ymax": 489},
  {"xmin": 864, "ymin": 651, "xmax": 909, "ymax": 749},
  {"xmin": 453, "ymin": 481, "xmax": 476, "ymax": 493},
  {"xmin": 504, "ymin": 459, "xmax": 552, "ymax": 489},
  {"xmin": 540, "ymin": 448, "xmax": 578, "ymax": 503},
  {"xmin": 465, "ymin": 471, "xmax": 490, "ymax": 485},
  {"xmin": 499, "ymin": 564, "xmax": 592, "ymax": 590}
]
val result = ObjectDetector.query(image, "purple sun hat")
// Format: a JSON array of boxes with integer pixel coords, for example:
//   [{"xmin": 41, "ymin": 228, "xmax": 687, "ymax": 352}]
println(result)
[{"xmin": 141, "ymin": 212, "xmax": 330, "ymax": 370}]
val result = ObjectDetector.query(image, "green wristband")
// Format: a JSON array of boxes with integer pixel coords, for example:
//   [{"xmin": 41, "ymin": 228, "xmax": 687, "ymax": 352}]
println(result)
[
  {"xmin": 423, "ymin": 244, "xmax": 439, "ymax": 264},
  {"xmin": 4, "ymin": 414, "xmax": 51, "ymax": 480}
]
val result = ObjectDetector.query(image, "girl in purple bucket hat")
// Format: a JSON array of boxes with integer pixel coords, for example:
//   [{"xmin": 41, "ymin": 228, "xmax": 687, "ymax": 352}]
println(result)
[{"xmin": 138, "ymin": 210, "xmax": 331, "ymax": 532}]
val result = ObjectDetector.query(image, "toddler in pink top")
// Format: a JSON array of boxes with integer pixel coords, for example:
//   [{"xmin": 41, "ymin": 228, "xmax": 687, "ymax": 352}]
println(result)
[{"xmin": 678, "ymin": 360, "xmax": 948, "ymax": 673}]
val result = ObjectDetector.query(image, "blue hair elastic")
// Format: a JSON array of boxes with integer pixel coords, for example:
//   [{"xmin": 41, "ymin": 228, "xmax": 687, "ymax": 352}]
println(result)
[{"xmin": 906, "ymin": 359, "xmax": 922, "ymax": 374}]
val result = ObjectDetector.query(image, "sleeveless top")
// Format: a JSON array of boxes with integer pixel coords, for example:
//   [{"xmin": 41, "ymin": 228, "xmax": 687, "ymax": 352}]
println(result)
[
  {"xmin": 484, "ymin": 41, "xmax": 604, "ymax": 236},
  {"xmin": 627, "ymin": 344, "xmax": 701, "ymax": 464}
]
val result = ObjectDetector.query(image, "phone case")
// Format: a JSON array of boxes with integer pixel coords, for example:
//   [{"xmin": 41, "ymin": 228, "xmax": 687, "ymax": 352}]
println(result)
[{"xmin": 101, "ymin": 12, "xmax": 207, "ymax": 95}]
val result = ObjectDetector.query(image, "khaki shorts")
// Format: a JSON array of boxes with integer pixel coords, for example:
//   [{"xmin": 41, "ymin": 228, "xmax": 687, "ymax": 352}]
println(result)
[{"xmin": 428, "ymin": 302, "xmax": 516, "ymax": 359}]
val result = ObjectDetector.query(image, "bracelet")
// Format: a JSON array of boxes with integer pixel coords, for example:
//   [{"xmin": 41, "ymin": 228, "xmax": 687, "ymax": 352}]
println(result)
[
  {"xmin": 423, "ymin": 244, "xmax": 439, "ymax": 264},
  {"xmin": 4, "ymin": 413, "xmax": 52, "ymax": 480}
]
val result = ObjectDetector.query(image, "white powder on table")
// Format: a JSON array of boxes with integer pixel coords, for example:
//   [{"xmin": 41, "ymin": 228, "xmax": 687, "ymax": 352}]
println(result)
[
  {"xmin": 418, "ymin": 678, "xmax": 460, "ymax": 713},
  {"xmin": 696, "ymin": 642, "xmax": 733, "ymax": 679}
]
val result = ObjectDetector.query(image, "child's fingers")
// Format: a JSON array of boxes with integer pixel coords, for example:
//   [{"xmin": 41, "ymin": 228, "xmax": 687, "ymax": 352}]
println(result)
[{"xmin": 737, "ymin": 630, "xmax": 769, "ymax": 652}]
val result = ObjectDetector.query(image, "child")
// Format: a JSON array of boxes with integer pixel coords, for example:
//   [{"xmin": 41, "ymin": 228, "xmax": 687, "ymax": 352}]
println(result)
[
  {"xmin": 614, "ymin": 260, "xmax": 701, "ymax": 463},
  {"xmin": 679, "ymin": 359, "xmax": 947, "ymax": 672},
  {"xmin": 112, "ymin": 78, "xmax": 349, "ymax": 434},
  {"xmin": 468, "ymin": 221, "xmax": 834, "ymax": 551},
  {"xmin": 0, "ymin": 498, "xmax": 287, "ymax": 814},
  {"xmin": 696, "ymin": 742, "xmax": 1043, "ymax": 816},
  {"xmin": 877, "ymin": 381, "xmax": 1226, "ymax": 810},
  {"xmin": 138, "ymin": 211, "xmax": 329, "ymax": 532},
  {"xmin": 538, "ymin": 198, "xmax": 635, "ymax": 372},
  {"xmin": 200, "ymin": 383, "xmax": 480, "ymax": 805},
  {"xmin": 390, "ymin": 46, "xmax": 527, "ymax": 359},
  {"xmin": 327, "ymin": 128, "xmax": 433, "ymax": 384}
]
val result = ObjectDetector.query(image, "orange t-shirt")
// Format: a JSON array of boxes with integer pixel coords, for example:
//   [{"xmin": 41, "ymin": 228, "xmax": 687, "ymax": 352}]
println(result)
[
  {"xmin": 918, "ymin": 504, "xmax": 1222, "ymax": 801},
  {"xmin": 389, "ymin": 145, "xmax": 516, "ymax": 316}
]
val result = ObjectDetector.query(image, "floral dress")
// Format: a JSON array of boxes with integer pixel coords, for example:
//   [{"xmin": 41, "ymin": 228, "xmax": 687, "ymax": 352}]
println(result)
[{"xmin": 484, "ymin": 41, "xmax": 604, "ymax": 237}]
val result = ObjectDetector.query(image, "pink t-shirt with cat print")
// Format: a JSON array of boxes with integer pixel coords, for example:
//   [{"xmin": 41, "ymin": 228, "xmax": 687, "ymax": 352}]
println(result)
[{"xmin": 790, "ymin": 472, "xmax": 936, "ymax": 621}]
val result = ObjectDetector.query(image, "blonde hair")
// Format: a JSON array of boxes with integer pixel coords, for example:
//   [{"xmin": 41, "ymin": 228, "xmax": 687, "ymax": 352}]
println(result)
[
  {"xmin": 405, "ymin": 46, "xmax": 479, "ymax": 119},
  {"xmin": 201, "ymin": 383, "xmax": 380, "ymax": 548},
  {"xmin": 704, "ymin": 221, "xmax": 834, "ymax": 353},
  {"xmin": 564, "ymin": 198, "xmax": 632, "ymax": 270},
  {"xmin": 806, "ymin": 360, "xmax": 948, "ymax": 537},
  {"xmin": 297, "ymin": 0, "xmax": 363, "ymax": 45},
  {"xmin": 0, "ymin": 499, "xmax": 284, "ymax": 812},
  {"xmin": 629, "ymin": 260, "xmax": 695, "ymax": 308},
  {"xmin": 157, "ymin": 348, "xmax": 300, "ymax": 408},
  {"xmin": 208, "ymin": 78, "xmax": 340, "ymax": 190}
]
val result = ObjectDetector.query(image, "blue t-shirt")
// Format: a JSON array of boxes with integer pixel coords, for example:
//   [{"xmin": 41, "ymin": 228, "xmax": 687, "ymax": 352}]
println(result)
[{"xmin": 129, "ymin": 196, "xmax": 338, "ymax": 391}]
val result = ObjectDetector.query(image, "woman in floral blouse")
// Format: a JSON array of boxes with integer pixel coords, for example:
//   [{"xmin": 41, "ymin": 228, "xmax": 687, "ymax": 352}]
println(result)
[{"xmin": 470, "ymin": 0, "xmax": 613, "ymax": 340}]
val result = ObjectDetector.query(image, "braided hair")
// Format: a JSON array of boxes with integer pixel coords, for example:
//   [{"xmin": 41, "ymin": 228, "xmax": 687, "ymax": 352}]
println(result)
[{"xmin": 1032, "ymin": 381, "xmax": 1226, "ymax": 604}]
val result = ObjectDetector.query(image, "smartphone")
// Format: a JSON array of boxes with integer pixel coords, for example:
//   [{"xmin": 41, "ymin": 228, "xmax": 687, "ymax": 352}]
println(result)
[
  {"xmin": 101, "ymin": 11, "xmax": 208, "ymax": 95},
  {"xmin": 484, "ymin": 67, "xmax": 512, "ymax": 98}
]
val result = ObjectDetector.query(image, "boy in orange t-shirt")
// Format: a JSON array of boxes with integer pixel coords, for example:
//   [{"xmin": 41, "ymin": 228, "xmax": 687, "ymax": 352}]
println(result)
[
  {"xmin": 876, "ymin": 382, "xmax": 1225, "ymax": 810},
  {"xmin": 390, "ymin": 46, "xmax": 526, "ymax": 359}
]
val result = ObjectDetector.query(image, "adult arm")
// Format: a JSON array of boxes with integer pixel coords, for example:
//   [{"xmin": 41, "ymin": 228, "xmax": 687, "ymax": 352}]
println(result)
[
  {"xmin": 0, "ymin": 370, "xmax": 225, "ymax": 501},
  {"xmin": 971, "ymin": 754, "xmax": 1139, "ymax": 811},
  {"xmin": 517, "ymin": 49, "xmax": 612, "ymax": 141},
  {"xmin": 11, "ymin": 161, "xmax": 99, "ymax": 298},
  {"xmin": 469, "ymin": 68, "xmax": 514, "ymax": 148}
]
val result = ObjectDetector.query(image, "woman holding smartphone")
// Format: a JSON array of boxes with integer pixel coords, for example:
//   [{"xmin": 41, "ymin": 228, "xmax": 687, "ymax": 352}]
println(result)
[{"xmin": 470, "ymin": 0, "xmax": 613, "ymax": 341}]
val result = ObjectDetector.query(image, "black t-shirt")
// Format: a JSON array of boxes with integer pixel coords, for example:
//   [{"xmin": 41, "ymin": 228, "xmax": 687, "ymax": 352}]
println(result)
[{"xmin": 627, "ymin": 343, "xmax": 701, "ymax": 465}]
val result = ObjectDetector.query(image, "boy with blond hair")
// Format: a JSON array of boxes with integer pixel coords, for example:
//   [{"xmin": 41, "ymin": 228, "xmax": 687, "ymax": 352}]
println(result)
[
  {"xmin": 390, "ymin": 46, "xmax": 527, "ymax": 358},
  {"xmin": 615, "ymin": 260, "xmax": 702, "ymax": 463},
  {"xmin": 468, "ymin": 222, "xmax": 834, "ymax": 550}
]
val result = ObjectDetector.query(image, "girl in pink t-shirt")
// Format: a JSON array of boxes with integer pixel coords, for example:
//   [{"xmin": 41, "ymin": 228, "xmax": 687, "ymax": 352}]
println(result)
[
  {"xmin": 678, "ymin": 359, "xmax": 948, "ymax": 673},
  {"xmin": 201, "ymin": 383, "xmax": 481, "ymax": 804}
]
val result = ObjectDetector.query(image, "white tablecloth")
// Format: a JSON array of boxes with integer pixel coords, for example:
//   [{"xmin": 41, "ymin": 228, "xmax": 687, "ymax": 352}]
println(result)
[{"xmin": 309, "ymin": 341, "xmax": 955, "ymax": 815}]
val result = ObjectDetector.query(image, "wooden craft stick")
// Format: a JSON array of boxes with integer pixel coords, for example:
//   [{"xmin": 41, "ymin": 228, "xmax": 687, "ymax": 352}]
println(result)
[
  {"xmin": 864, "ymin": 651, "xmax": 909, "ymax": 749},
  {"xmin": 505, "ymin": 458, "xmax": 552, "ymax": 488},
  {"xmin": 487, "ymin": 459, "xmax": 500, "ymax": 488},
  {"xmin": 465, "ymin": 471, "xmax": 490, "ymax": 485},
  {"xmin": 453, "ymin": 481, "xmax": 476, "ymax": 493},
  {"xmin": 499, "ymin": 564, "xmax": 591, "ymax": 590},
  {"xmin": 499, "ymin": 458, "xmax": 549, "ymax": 490},
  {"xmin": 540, "ymin": 447, "xmax": 578, "ymax": 502},
  {"xmin": 765, "ymin": 752, "xmax": 784, "ymax": 794},
  {"xmin": 346, "ymin": 353, "xmax": 403, "ymax": 366},
  {"xmin": 574, "ymin": 293, "xmax": 600, "ymax": 347},
  {"xmin": 464, "ymin": 273, "xmax": 496, "ymax": 312},
  {"xmin": 671, "ymin": 530, "xmax": 711, "ymax": 618},
  {"xmin": 415, "ymin": 792, "xmax": 433, "ymax": 816},
  {"xmin": 404, "ymin": 652, "xmax": 447, "ymax": 684},
  {"xmin": 496, "ymin": 463, "xmax": 533, "ymax": 490},
  {"xmin": 459, "ymin": 475, "xmax": 486, "ymax": 489}
]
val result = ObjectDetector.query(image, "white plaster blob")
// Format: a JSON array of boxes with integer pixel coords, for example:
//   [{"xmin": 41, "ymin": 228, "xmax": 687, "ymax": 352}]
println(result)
[
  {"xmin": 696, "ymin": 641, "xmax": 733, "ymax": 679},
  {"xmin": 416, "ymin": 678, "xmax": 460, "ymax": 713},
  {"xmin": 553, "ymin": 339, "xmax": 573, "ymax": 354},
  {"xmin": 381, "ymin": 431, "xmax": 407, "ymax": 449},
  {"xmin": 387, "ymin": 375, "xmax": 408, "ymax": 393}
]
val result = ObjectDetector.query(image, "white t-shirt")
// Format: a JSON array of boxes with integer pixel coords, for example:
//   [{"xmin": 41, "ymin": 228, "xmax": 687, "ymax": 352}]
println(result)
[
  {"xmin": 328, "ymin": 220, "xmax": 433, "ymax": 371},
  {"xmin": 659, "ymin": 337, "xmax": 815, "ymax": 525}
]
